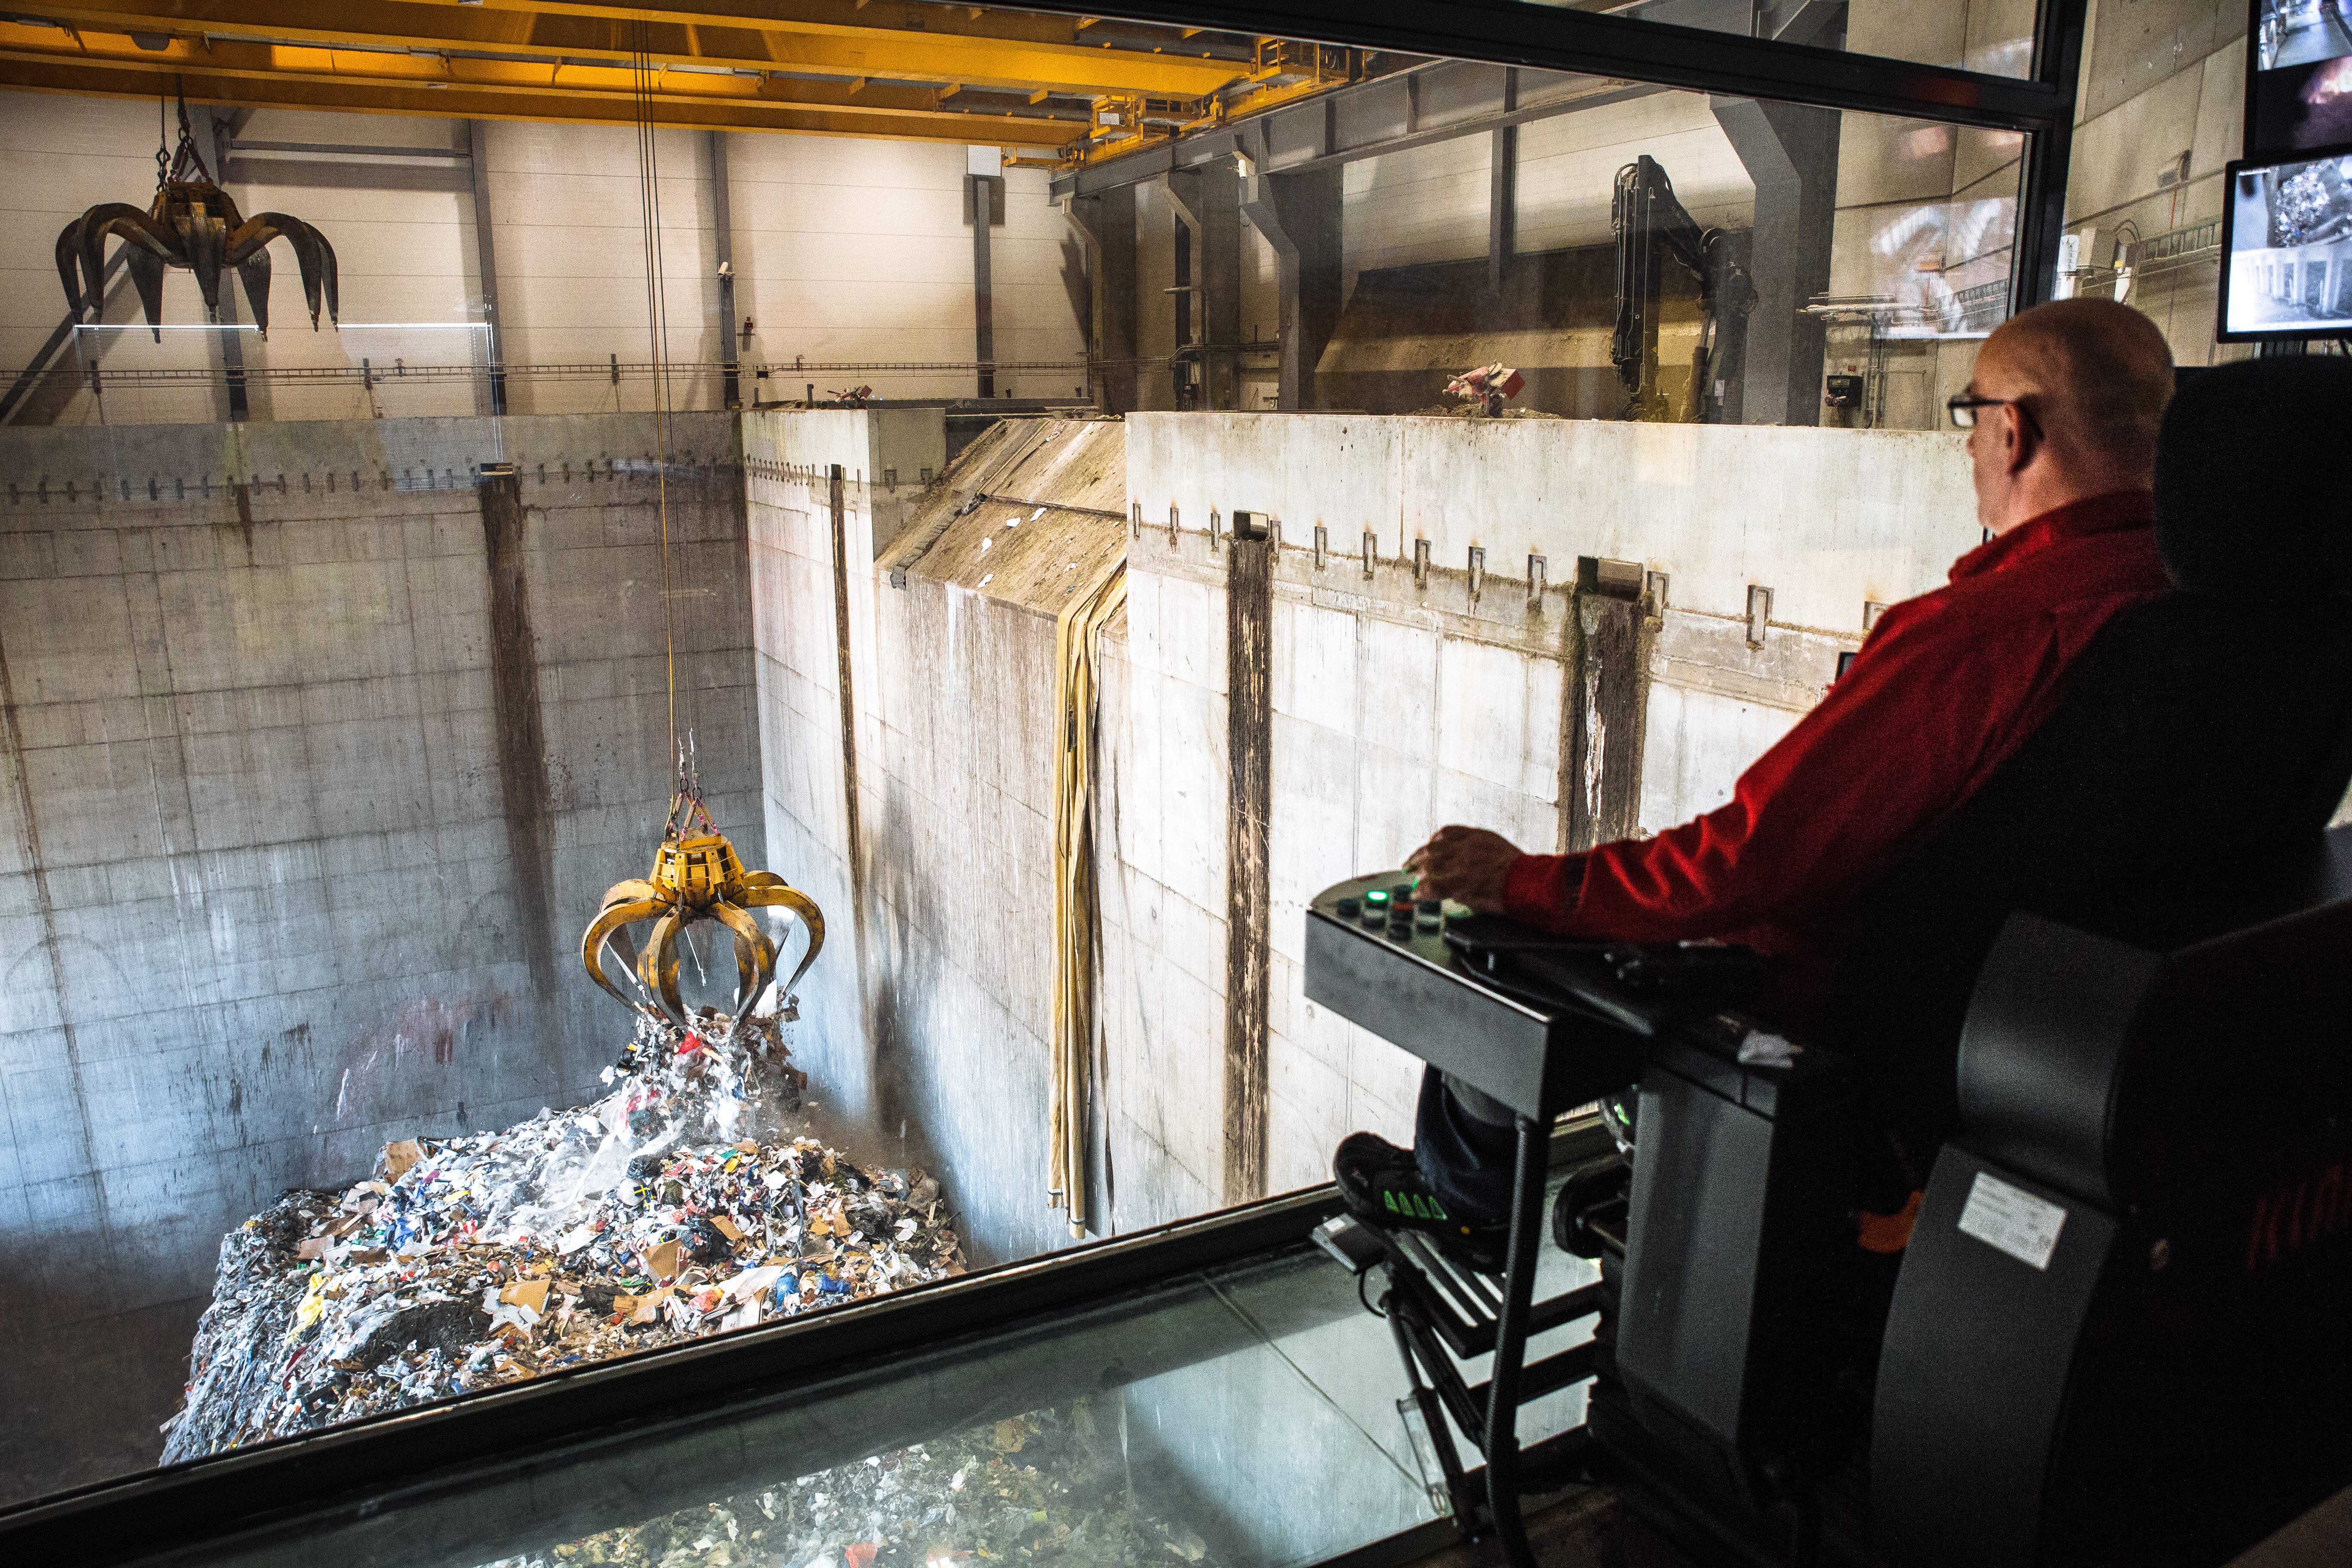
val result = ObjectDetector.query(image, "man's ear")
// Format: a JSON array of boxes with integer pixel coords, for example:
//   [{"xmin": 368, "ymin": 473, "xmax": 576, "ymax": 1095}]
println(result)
[{"xmin": 2000, "ymin": 402, "xmax": 2038, "ymax": 478}]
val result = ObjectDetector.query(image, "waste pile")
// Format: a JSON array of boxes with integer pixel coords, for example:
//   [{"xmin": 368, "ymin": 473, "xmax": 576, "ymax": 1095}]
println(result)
[
  {"xmin": 162, "ymin": 1011, "xmax": 965, "ymax": 1462},
  {"xmin": 478, "ymin": 1400, "xmax": 1218, "ymax": 1568}
]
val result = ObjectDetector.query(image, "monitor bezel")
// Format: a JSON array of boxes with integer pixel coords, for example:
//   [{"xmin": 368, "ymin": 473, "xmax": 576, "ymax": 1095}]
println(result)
[
  {"xmin": 2246, "ymin": 0, "xmax": 2352, "ymax": 159},
  {"xmin": 2214, "ymin": 140, "xmax": 2352, "ymax": 343}
]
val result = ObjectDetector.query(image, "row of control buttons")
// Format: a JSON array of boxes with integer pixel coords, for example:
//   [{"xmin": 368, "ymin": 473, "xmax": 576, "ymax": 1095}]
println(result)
[{"xmin": 1335, "ymin": 887, "xmax": 1446, "ymax": 937}]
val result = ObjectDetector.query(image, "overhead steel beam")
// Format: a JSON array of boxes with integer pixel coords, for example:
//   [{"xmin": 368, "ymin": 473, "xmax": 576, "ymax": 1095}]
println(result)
[
  {"xmin": 1017, "ymin": 0, "xmax": 2074, "ymax": 133},
  {"xmin": 0, "ymin": 52, "xmax": 1080, "ymax": 145},
  {"xmin": 15, "ymin": 0, "xmax": 1253, "ymax": 97},
  {"xmin": 0, "ymin": 23, "xmax": 1084, "ymax": 136},
  {"xmin": 1054, "ymin": 63, "xmax": 1660, "ymax": 196}
]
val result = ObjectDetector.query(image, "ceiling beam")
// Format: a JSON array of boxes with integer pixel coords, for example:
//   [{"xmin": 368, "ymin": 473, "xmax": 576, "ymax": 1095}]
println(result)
[
  {"xmin": 13, "ymin": 0, "xmax": 1251, "ymax": 97},
  {"xmin": 0, "ymin": 49, "xmax": 1080, "ymax": 145}
]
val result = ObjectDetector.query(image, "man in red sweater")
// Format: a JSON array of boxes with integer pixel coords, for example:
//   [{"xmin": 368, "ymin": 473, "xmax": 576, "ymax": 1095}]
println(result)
[{"xmin": 1335, "ymin": 298, "xmax": 2180, "ymax": 1269}]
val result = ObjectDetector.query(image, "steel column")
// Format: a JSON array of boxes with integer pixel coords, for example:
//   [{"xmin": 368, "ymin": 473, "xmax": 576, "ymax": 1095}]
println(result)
[
  {"xmin": 1711, "ymin": 97, "xmax": 1839, "ymax": 426},
  {"xmin": 969, "ymin": 173, "xmax": 1001, "ymax": 398},
  {"xmin": 1071, "ymin": 184, "xmax": 1138, "ymax": 413},
  {"xmin": 467, "ymin": 120, "xmax": 506, "ymax": 416},
  {"xmin": 2012, "ymin": 0, "xmax": 2092, "ymax": 315},
  {"xmin": 1242, "ymin": 163, "xmax": 1341, "ymax": 412},
  {"xmin": 711, "ymin": 129, "xmax": 739, "ymax": 411},
  {"xmin": 1488, "ymin": 69, "xmax": 1517, "ymax": 297},
  {"xmin": 186, "ymin": 109, "xmax": 250, "ymax": 421}
]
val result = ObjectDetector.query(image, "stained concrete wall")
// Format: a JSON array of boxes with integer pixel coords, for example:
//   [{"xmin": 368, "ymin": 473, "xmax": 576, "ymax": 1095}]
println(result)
[
  {"xmin": 1116, "ymin": 413, "xmax": 1976, "ymax": 1203},
  {"xmin": 0, "ymin": 410, "xmax": 757, "ymax": 1501},
  {"xmin": 749, "ymin": 405, "xmax": 1977, "ymax": 1249},
  {"xmin": 744, "ymin": 408, "xmax": 1126, "ymax": 1263}
]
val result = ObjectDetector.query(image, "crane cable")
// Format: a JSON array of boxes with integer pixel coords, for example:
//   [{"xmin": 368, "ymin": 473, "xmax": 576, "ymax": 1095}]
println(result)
[{"xmin": 631, "ymin": 28, "xmax": 682, "ymax": 774}]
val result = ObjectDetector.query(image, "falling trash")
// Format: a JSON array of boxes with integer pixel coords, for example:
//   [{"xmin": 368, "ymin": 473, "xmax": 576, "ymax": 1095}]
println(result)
[{"xmin": 161, "ymin": 1011, "xmax": 964, "ymax": 1462}]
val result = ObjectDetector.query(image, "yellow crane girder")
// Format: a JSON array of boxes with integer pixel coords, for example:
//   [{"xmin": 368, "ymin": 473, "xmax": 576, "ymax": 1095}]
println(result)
[
  {"xmin": 0, "ymin": 19, "xmax": 1084, "ymax": 144},
  {"xmin": 14, "ymin": 0, "xmax": 1249, "ymax": 98}
]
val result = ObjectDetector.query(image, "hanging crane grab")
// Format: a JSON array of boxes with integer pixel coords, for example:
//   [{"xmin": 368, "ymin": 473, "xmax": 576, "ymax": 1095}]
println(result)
[{"xmin": 582, "ymin": 760, "xmax": 825, "ymax": 1032}]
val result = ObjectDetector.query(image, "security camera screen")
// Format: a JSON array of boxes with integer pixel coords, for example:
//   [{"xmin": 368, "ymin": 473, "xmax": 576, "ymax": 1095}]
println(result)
[
  {"xmin": 2224, "ymin": 151, "xmax": 2352, "ymax": 335},
  {"xmin": 2253, "ymin": 0, "xmax": 2352, "ymax": 151}
]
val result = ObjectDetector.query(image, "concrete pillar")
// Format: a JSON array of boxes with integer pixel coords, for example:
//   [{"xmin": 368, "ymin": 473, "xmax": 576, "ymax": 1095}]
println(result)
[
  {"xmin": 1711, "ymin": 98, "xmax": 1840, "ymax": 426},
  {"xmin": 1070, "ymin": 186, "xmax": 1138, "ymax": 413},
  {"xmin": 477, "ymin": 465, "xmax": 559, "ymax": 1013},
  {"xmin": 1242, "ymin": 165, "xmax": 1342, "ymax": 413}
]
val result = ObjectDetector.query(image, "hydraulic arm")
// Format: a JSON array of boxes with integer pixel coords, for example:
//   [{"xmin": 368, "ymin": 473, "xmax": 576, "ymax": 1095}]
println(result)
[{"xmin": 1611, "ymin": 154, "xmax": 1756, "ymax": 423}]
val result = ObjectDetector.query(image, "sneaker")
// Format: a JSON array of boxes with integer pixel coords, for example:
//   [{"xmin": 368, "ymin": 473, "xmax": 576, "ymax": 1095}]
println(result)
[{"xmin": 1332, "ymin": 1132, "xmax": 1510, "ymax": 1274}]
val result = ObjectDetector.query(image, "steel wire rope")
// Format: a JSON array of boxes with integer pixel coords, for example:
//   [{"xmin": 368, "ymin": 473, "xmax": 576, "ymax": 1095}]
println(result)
[{"xmin": 632, "ymin": 28, "xmax": 684, "ymax": 779}]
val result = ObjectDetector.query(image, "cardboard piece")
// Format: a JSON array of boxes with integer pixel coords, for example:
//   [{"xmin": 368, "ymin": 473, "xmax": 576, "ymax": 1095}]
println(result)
[
  {"xmin": 383, "ymin": 1140, "xmax": 424, "ymax": 1182},
  {"xmin": 499, "ymin": 1278, "xmax": 551, "ymax": 1313},
  {"xmin": 711, "ymin": 1216, "xmax": 744, "ymax": 1243},
  {"xmin": 639, "ymin": 1239, "xmax": 684, "ymax": 1282}
]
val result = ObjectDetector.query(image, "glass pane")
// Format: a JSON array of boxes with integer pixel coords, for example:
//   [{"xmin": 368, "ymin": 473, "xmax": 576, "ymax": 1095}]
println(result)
[
  {"xmin": 1512, "ymin": 0, "xmax": 2040, "ymax": 79},
  {"xmin": 143, "ymin": 1249, "xmax": 1450, "ymax": 1568},
  {"xmin": 1, "ymin": 3, "xmax": 2021, "ymax": 1513}
]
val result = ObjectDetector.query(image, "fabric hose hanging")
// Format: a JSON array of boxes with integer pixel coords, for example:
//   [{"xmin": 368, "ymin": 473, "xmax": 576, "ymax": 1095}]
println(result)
[{"xmin": 1049, "ymin": 561, "xmax": 1127, "ymax": 1237}]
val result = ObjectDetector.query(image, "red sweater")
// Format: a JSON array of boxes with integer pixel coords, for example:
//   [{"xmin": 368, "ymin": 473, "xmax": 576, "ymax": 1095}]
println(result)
[{"xmin": 1500, "ymin": 490, "xmax": 2172, "ymax": 1000}]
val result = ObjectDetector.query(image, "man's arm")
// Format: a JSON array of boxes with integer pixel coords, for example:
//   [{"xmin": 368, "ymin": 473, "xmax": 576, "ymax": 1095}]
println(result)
[
  {"xmin": 1415, "ymin": 594, "xmax": 2044, "ymax": 937},
  {"xmin": 1527, "ymin": 592, "xmax": 2034, "ymax": 939}
]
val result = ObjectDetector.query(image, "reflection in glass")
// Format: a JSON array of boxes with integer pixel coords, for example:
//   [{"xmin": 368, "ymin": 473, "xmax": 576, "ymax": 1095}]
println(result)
[{"xmin": 1511, "ymin": 0, "xmax": 2036, "ymax": 79}]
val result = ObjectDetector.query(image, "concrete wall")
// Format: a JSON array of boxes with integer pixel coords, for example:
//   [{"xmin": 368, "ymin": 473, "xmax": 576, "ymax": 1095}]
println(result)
[
  {"xmin": 0, "ymin": 410, "xmax": 756, "ymax": 1501},
  {"xmin": 747, "ymin": 405, "xmax": 1975, "ymax": 1244},
  {"xmin": 1115, "ymin": 413, "xmax": 1976, "ymax": 1205},
  {"xmin": 2065, "ymin": 0, "xmax": 2250, "ymax": 363},
  {"xmin": 744, "ymin": 408, "xmax": 1126, "ymax": 1264},
  {"xmin": 0, "ymin": 92, "xmax": 1086, "ymax": 425}
]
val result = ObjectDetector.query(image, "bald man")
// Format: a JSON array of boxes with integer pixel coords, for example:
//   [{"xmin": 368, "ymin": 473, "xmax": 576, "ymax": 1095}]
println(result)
[{"xmin": 1335, "ymin": 299, "xmax": 2180, "ymax": 1269}]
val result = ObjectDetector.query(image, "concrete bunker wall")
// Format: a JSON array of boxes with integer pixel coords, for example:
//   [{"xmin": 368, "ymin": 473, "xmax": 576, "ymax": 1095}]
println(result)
[
  {"xmin": 746, "ymin": 409, "xmax": 1125, "ymax": 1266},
  {"xmin": 747, "ymin": 406, "xmax": 1975, "ymax": 1252},
  {"xmin": 1112, "ymin": 413, "xmax": 1976, "ymax": 1213},
  {"xmin": 0, "ymin": 411, "xmax": 758, "ymax": 1499}
]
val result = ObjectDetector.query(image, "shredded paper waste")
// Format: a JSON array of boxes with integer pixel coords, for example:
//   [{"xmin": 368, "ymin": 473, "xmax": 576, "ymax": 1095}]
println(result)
[
  {"xmin": 162, "ymin": 1012, "xmax": 966, "ymax": 1461},
  {"xmin": 478, "ymin": 1401, "xmax": 1220, "ymax": 1568}
]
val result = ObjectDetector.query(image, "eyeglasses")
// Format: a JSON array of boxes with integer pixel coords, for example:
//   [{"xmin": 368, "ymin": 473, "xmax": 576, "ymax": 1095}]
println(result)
[{"xmin": 1946, "ymin": 393, "xmax": 2038, "ymax": 431}]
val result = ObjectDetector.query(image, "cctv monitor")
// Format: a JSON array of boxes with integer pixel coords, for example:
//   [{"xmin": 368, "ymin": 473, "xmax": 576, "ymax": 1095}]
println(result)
[
  {"xmin": 2217, "ymin": 144, "xmax": 2352, "ymax": 340},
  {"xmin": 2251, "ymin": 0, "xmax": 2352, "ymax": 153}
]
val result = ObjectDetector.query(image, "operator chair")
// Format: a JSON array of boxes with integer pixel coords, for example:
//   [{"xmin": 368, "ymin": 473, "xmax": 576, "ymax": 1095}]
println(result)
[{"xmin": 1306, "ymin": 355, "xmax": 2352, "ymax": 1567}]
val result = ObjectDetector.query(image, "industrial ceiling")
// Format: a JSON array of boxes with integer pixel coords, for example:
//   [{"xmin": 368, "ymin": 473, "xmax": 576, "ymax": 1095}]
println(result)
[{"xmin": 0, "ymin": 1, "xmax": 1398, "ymax": 162}]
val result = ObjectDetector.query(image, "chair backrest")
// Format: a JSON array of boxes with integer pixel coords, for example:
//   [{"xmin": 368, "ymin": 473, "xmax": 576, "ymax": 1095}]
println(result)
[{"xmin": 1831, "ymin": 355, "xmax": 2352, "ymax": 1154}]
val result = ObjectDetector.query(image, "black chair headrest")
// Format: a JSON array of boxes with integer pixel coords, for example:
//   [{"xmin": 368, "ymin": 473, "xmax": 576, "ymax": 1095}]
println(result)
[{"xmin": 2154, "ymin": 357, "xmax": 2352, "ymax": 598}]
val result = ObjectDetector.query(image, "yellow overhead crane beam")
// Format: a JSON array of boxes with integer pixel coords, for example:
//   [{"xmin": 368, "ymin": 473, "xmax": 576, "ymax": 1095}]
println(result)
[
  {"xmin": 0, "ymin": 3, "xmax": 1383, "ymax": 165},
  {"xmin": 0, "ymin": 18, "xmax": 1083, "ymax": 144},
  {"xmin": 11, "ymin": 0, "xmax": 1248, "ymax": 98}
]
